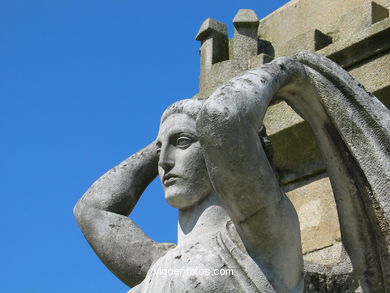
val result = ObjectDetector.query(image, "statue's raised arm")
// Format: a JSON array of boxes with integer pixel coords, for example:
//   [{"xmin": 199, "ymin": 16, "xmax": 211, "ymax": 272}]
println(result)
[
  {"xmin": 74, "ymin": 142, "xmax": 176, "ymax": 287},
  {"xmin": 198, "ymin": 51, "xmax": 390, "ymax": 292},
  {"xmin": 196, "ymin": 61, "xmax": 304, "ymax": 290}
]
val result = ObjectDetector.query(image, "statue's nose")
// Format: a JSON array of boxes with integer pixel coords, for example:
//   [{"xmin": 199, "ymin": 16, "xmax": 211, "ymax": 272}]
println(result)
[{"xmin": 158, "ymin": 147, "xmax": 174, "ymax": 172}]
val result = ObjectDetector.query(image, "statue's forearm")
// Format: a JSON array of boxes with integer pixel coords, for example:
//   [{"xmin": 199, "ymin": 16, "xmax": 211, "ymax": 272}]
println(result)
[
  {"xmin": 199, "ymin": 59, "xmax": 299, "ymax": 132},
  {"xmin": 73, "ymin": 141, "xmax": 176, "ymax": 286},
  {"xmin": 196, "ymin": 61, "xmax": 296, "ymax": 219},
  {"xmin": 75, "ymin": 141, "xmax": 158, "ymax": 216}
]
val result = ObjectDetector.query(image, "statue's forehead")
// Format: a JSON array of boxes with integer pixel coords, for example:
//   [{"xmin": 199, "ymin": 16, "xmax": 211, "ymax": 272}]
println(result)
[{"xmin": 157, "ymin": 113, "xmax": 196, "ymax": 139}]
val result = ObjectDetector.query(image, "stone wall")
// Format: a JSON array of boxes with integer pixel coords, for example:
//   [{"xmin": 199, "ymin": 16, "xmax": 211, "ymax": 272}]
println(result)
[{"xmin": 194, "ymin": 0, "xmax": 390, "ymax": 281}]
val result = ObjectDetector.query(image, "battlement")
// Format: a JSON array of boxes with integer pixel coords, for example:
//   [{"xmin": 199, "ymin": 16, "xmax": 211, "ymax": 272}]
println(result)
[
  {"xmin": 195, "ymin": 9, "xmax": 274, "ymax": 99},
  {"xmin": 196, "ymin": 1, "xmax": 389, "ymax": 101},
  {"xmin": 195, "ymin": 1, "xmax": 390, "ymax": 186}
]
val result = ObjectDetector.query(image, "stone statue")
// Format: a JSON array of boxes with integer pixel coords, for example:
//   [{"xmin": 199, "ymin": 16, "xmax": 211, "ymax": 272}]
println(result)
[{"xmin": 74, "ymin": 51, "xmax": 390, "ymax": 292}]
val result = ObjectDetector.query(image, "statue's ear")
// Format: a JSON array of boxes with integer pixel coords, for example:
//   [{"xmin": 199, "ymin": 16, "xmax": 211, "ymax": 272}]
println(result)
[{"xmin": 258, "ymin": 125, "xmax": 274, "ymax": 164}]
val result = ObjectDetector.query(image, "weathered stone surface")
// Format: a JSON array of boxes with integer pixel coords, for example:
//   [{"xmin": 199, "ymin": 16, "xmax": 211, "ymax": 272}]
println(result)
[
  {"xmin": 303, "ymin": 241, "xmax": 343, "ymax": 266},
  {"xmin": 201, "ymin": 50, "xmax": 387, "ymax": 292},
  {"xmin": 198, "ymin": 2, "xmax": 390, "ymax": 107},
  {"xmin": 287, "ymin": 177, "xmax": 341, "ymax": 255},
  {"xmin": 195, "ymin": 59, "xmax": 248, "ymax": 99},
  {"xmin": 194, "ymin": 5, "xmax": 390, "ymax": 291},
  {"xmin": 196, "ymin": 18, "xmax": 229, "ymax": 92},
  {"xmin": 249, "ymin": 53, "xmax": 274, "ymax": 69},
  {"xmin": 279, "ymin": 29, "xmax": 332, "ymax": 57},
  {"xmin": 336, "ymin": 1, "xmax": 389, "ymax": 41},
  {"xmin": 259, "ymin": 10, "xmax": 390, "ymax": 196},
  {"xmin": 258, "ymin": 0, "xmax": 389, "ymax": 57},
  {"xmin": 269, "ymin": 120, "xmax": 325, "ymax": 188},
  {"xmin": 319, "ymin": 18, "xmax": 390, "ymax": 68},
  {"xmin": 196, "ymin": 18, "xmax": 227, "ymax": 41},
  {"xmin": 192, "ymin": 2, "xmax": 390, "ymax": 291},
  {"xmin": 233, "ymin": 9, "xmax": 260, "ymax": 63},
  {"xmin": 348, "ymin": 51, "xmax": 390, "ymax": 98},
  {"xmin": 264, "ymin": 101, "xmax": 304, "ymax": 136},
  {"xmin": 233, "ymin": 9, "xmax": 259, "ymax": 26}
]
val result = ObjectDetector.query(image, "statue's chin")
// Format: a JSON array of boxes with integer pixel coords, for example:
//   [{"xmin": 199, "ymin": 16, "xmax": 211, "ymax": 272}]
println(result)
[{"xmin": 165, "ymin": 189, "xmax": 203, "ymax": 210}]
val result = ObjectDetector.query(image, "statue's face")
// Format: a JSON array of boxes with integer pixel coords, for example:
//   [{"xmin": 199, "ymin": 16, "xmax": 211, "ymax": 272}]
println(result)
[{"xmin": 157, "ymin": 113, "xmax": 213, "ymax": 209}]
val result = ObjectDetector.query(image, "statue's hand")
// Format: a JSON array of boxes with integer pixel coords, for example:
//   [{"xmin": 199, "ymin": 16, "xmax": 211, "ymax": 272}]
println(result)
[{"xmin": 75, "ymin": 141, "xmax": 159, "ymax": 216}]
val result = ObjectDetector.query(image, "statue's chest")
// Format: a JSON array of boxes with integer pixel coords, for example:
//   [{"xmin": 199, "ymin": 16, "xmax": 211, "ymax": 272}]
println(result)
[
  {"xmin": 130, "ymin": 227, "xmax": 282, "ymax": 293},
  {"xmin": 138, "ymin": 237, "xmax": 241, "ymax": 292},
  {"xmin": 153, "ymin": 238, "xmax": 226, "ymax": 272}
]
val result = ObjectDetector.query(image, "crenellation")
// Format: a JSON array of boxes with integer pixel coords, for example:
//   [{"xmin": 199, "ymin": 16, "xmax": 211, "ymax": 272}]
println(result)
[
  {"xmin": 195, "ymin": 18, "xmax": 228, "ymax": 67},
  {"xmin": 249, "ymin": 53, "xmax": 274, "ymax": 69},
  {"xmin": 196, "ymin": 1, "xmax": 389, "ymax": 95},
  {"xmin": 232, "ymin": 9, "xmax": 260, "ymax": 63},
  {"xmin": 278, "ymin": 29, "xmax": 333, "ymax": 57},
  {"xmin": 196, "ymin": 18, "xmax": 229, "ymax": 92},
  {"xmin": 196, "ymin": 10, "xmax": 273, "ymax": 96}
]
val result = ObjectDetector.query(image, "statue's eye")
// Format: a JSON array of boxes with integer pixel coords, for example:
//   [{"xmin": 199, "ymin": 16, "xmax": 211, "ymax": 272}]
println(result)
[
  {"xmin": 176, "ymin": 137, "xmax": 192, "ymax": 148},
  {"xmin": 156, "ymin": 142, "xmax": 161, "ymax": 155}
]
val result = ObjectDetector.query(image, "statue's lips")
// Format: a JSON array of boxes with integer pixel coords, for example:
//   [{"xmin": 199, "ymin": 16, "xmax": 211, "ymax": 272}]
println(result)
[{"xmin": 163, "ymin": 174, "xmax": 179, "ymax": 186}]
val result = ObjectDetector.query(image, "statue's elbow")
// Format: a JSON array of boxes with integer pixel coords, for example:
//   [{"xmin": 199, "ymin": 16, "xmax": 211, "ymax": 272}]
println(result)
[
  {"xmin": 197, "ymin": 97, "xmax": 240, "ymax": 144},
  {"xmin": 73, "ymin": 199, "xmax": 86, "ymax": 225},
  {"xmin": 73, "ymin": 201, "xmax": 81, "ymax": 221}
]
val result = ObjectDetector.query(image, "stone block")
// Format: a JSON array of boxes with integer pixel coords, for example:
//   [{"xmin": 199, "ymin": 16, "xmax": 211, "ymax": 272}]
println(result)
[
  {"xmin": 336, "ymin": 1, "xmax": 389, "ymax": 43},
  {"xmin": 348, "ymin": 51, "xmax": 390, "ymax": 100},
  {"xmin": 263, "ymin": 101, "xmax": 304, "ymax": 136},
  {"xmin": 233, "ymin": 9, "xmax": 259, "ymax": 26},
  {"xmin": 248, "ymin": 53, "xmax": 273, "ymax": 69},
  {"xmin": 196, "ymin": 59, "xmax": 247, "ymax": 98},
  {"xmin": 287, "ymin": 177, "xmax": 341, "ymax": 254},
  {"xmin": 279, "ymin": 29, "xmax": 332, "ymax": 58},
  {"xmin": 303, "ymin": 241, "xmax": 343, "ymax": 266},
  {"xmin": 196, "ymin": 18, "xmax": 229, "ymax": 91},
  {"xmin": 318, "ymin": 17, "xmax": 390, "ymax": 68},
  {"xmin": 268, "ymin": 119, "xmax": 325, "ymax": 186},
  {"xmin": 258, "ymin": 0, "xmax": 371, "ymax": 57},
  {"xmin": 233, "ymin": 9, "xmax": 260, "ymax": 63}
]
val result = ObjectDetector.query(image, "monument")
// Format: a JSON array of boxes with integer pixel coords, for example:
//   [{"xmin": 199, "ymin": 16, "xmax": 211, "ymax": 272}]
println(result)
[{"xmin": 75, "ymin": 3, "xmax": 390, "ymax": 292}]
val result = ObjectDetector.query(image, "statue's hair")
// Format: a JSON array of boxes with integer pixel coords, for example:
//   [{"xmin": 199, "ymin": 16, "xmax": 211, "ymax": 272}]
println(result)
[
  {"xmin": 161, "ymin": 98, "xmax": 205, "ymax": 124},
  {"xmin": 161, "ymin": 98, "xmax": 274, "ymax": 163}
]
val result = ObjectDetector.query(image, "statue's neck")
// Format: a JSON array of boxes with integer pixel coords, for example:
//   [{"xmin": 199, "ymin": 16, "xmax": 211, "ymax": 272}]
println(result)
[{"xmin": 177, "ymin": 192, "xmax": 230, "ymax": 245}]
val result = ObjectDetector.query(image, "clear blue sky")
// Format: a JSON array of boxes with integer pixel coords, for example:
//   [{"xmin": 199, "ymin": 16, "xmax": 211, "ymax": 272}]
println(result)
[{"xmin": 0, "ymin": 1, "xmax": 288, "ymax": 292}]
